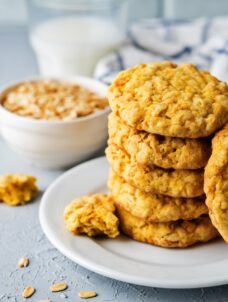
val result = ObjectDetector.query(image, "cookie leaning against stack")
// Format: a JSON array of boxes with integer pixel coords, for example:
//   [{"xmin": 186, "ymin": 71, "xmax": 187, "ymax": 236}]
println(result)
[
  {"xmin": 106, "ymin": 61, "xmax": 228, "ymax": 248},
  {"xmin": 204, "ymin": 124, "xmax": 228, "ymax": 243}
]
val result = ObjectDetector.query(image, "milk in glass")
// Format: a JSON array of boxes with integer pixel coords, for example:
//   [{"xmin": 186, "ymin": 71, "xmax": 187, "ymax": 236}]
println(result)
[{"xmin": 31, "ymin": 16, "xmax": 125, "ymax": 76}]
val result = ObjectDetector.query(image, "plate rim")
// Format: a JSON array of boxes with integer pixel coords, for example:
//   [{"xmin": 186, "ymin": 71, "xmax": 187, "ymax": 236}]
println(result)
[{"xmin": 39, "ymin": 156, "xmax": 228, "ymax": 289}]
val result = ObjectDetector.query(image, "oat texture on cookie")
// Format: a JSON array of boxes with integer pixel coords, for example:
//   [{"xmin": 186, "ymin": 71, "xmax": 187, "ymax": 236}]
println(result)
[
  {"xmin": 104, "ymin": 61, "xmax": 225, "ymax": 248},
  {"xmin": 106, "ymin": 144, "xmax": 204, "ymax": 198},
  {"xmin": 0, "ymin": 174, "xmax": 38, "ymax": 206},
  {"xmin": 108, "ymin": 171, "xmax": 208, "ymax": 222},
  {"xmin": 204, "ymin": 124, "xmax": 228, "ymax": 242},
  {"xmin": 108, "ymin": 62, "xmax": 228, "ymax": 138},
  {"xmin": 116, "ymin": 205, "xmax": 218, "ymax": 248},
  {"xmin": 108, "ymin": 113, "xmax": 211, "ymax": 170},
  {"xmin": 64, "ymin": 194, "xmax": 119, "ymax": 238}
]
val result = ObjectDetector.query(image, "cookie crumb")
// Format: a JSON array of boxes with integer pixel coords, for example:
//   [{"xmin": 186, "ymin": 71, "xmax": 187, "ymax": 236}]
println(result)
[{"xmin": 0, "ymin": 174, "xmax": 38, "ymax": 206}]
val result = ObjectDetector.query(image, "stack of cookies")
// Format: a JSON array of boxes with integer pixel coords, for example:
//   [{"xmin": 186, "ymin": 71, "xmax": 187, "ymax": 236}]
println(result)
[{"xmin": 106, "ymin": 61, "xmax": 228, "ymax": 248}]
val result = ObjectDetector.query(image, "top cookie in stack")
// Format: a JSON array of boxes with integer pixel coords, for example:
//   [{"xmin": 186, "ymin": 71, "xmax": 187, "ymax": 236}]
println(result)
[
  {"xmin": 106, "ymin": 61, "xmax": 228, "ymax": 248},
  {"xmin": 108, "ymin": 61, "xmax": 228, "ymax": 138}
]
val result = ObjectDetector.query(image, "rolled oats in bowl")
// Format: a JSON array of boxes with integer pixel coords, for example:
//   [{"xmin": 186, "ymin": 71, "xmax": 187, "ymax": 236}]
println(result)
[
  {"xmin": 0, "ymin": 76, "xmax": 109, "ymax": 168},
  {"xmin": 2, "ymin": 80, "xmax": 109, "ymax": 121}
]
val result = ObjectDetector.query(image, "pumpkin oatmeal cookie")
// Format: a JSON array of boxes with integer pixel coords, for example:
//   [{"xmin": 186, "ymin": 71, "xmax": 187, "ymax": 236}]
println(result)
[
  {"xmin": 0, "ymin": 174, "xmax": 38, "ymax": 206},
  {"xmin": 108, "ymin": 113, "xmax": 211, "ymax": 169},
  {"xmin": 108, "ymin": 62, "xmax": 228, "ymax": 138},
  {"xmin": 106, "ymin": 144, "xmax": 204, "ymax": 198},
  {"xmin": 64, "ymin": 194, "xmax": 119, "ymax": 238},
  {"xmin": 204, "ymin": 124, "xmax": 228, "ymax": 242},
  {"xmin": 108, "ymin": 172, "xmax": 208, "ymax": 222},
  {"xmin": 116, "ymin": 205, "xmax": 218, "ymax": 248}
]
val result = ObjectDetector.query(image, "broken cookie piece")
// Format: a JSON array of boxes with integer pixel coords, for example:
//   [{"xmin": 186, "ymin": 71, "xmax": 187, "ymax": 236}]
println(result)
[
  {"xmin": 0, "ymin": 174, "xmax": 38, "ymax": 206},
  {"xmin": 64, "ymin": 194, "xmax": 119, "ymax": 238}
]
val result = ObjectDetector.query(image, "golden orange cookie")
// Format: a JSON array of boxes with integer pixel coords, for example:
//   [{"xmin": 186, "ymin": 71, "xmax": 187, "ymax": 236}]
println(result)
[
  {"xmin": 64, "ymin": 194, "xmax": 119, "ymax": 238},
  {"xmin": 204, "ymin": 124, "xmax": 228, "ymax": 242},
  {"xmin": 106, "ymin": 144, "xmax": 204, "ymax": 198},
  {"xmin": 108, "ymin": 172, "xmax": 208, "ymax": 222},
  {"xmin": 108, "ymin": 113, "xmax": 211, "ymax": 169},
  {"xmin": 108, "ymin": 62, "xmax": 228, "ymax": 138},
  {"xmin": 116, "ymin": 205, "xmax": 219, "ymax": 248},
  {"xmin": 0, "ymin": 174, "xmax": 38, "ymax": 206}
]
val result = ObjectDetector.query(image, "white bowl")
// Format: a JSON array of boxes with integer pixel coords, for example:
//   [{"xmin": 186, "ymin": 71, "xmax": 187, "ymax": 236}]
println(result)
[{"xmin": 0, "ymin": 76, "xmax": 110, "ymax": 169}]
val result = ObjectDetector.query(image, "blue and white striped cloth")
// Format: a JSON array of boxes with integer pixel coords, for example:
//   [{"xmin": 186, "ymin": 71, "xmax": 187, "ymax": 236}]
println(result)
[{"xmin": 94, "ymin": 16, "xmax": 228, "ymax": 85}]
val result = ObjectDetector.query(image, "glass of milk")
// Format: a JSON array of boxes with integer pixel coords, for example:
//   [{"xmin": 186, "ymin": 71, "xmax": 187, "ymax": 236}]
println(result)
[{"xmin": 27, "ymin": 0, "xmax": 128, "ymax": 76}]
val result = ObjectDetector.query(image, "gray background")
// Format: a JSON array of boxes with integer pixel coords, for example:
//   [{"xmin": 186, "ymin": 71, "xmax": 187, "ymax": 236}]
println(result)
[{"xmin": 1, "ymin": 26, "xmax": 228, "ymax": 302}]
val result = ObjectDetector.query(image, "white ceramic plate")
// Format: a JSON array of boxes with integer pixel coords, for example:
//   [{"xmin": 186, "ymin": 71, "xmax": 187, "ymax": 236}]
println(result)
[{"xmin": 39, "ymin": 157, "xmax": 228, "ymax": 289}]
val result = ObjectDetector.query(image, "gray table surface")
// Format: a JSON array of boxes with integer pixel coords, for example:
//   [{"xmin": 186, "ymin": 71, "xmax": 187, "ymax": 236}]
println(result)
[{"xmin": 1, "ymin": 26, "xmax": 228, "ymax": 302}]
